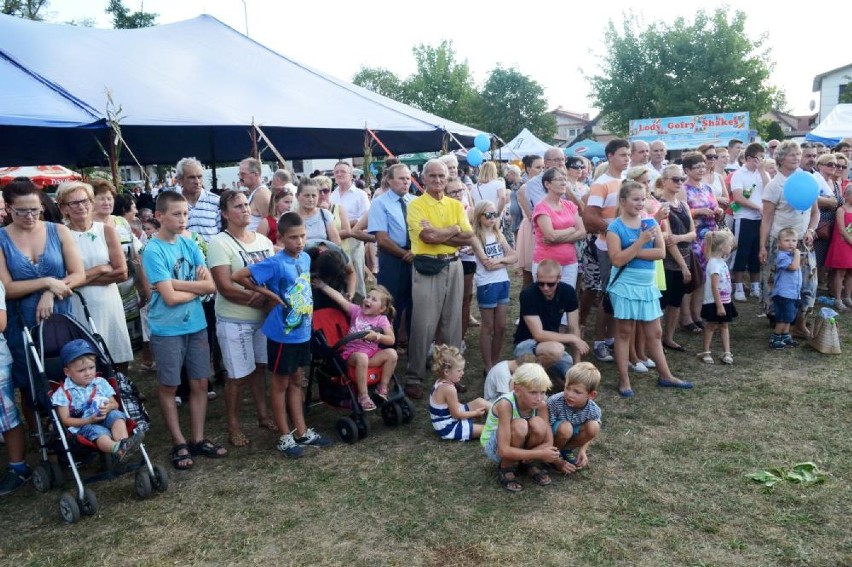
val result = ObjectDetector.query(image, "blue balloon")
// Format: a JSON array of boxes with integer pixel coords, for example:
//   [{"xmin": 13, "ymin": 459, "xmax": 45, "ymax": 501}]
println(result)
[
  {"xmin": 474, "ymin": 133, "xmax": 490, "ymax": 152},
  {"xmin": 467, "ymin": 147, "xmax": 483, "ymax": 167},
  {"xmin": 783, "ymin": 171, "xmax": 819, "ymax": 211}
]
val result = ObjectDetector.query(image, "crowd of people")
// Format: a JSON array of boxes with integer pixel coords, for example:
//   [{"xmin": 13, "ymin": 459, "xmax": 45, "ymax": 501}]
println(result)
[{"xmin": 0, "ymin": 136, "xmax": 850, "ymax": 495}]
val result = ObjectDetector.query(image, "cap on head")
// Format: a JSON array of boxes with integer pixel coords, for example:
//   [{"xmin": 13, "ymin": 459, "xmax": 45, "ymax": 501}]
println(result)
[{"xmin": 60, "ymin": 339, "xmax": 98, "ymax": 367}]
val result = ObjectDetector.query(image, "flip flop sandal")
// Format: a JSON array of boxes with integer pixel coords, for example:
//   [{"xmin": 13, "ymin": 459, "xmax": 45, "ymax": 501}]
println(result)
[
  {"xmin": 358, "ymin": 394, "xmax": 377, "ymax": 411},
  {"xmin": 497, "ymin": 465, "xmax": 523, "ymax": 493},
  {"xmin": 190, "ymin": 439, "xmax": 228, "ymax": 459},
  {"xmin": 171, "ymin": 443, "xmax": 194, "ymax": 470},
  {"xmin": 257, "ymin": 417, "xmax": 279, "ymax": 432},
  {"xmin": 228, "ymin": 430, "xmax": 251, "ymax": 448}
]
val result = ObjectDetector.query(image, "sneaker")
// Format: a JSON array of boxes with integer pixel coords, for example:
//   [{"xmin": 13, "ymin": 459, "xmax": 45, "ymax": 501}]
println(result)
[
  {"xmin": 835, "ymin": 300, "xmax": 848, "ymax": 312},
  {"xmin": 751, "ymin": 285, "xmax": 761, "ymax": 298},
  {"xmin": 593, "ymin": 343, "xmax": 614, "ymax": 362},
  {"xmin": 175, "ymin": 396, "xmax": 183, "ymax": 407},
  {"xmin": 276, "ymin": 432, "xmax": 304, "ymax": 459},
  {"xmin": 782, "ymin": 335, "xmax": 799, "ymax": 348},
  {"xmin": 844, "ymin": 298, "xmax": 852, "ymax": 309},
  {"xmin": 628, "ymin": 361, "xmax": 649, "ymax": 373},
  {"xmin": 0, "ymin": 467, "xmax": 31, "ymax": 496},
  {"xmin": 295, "ymin": 428, "xmax": 333, "ymax": 448},
  {"xmin": 207, "ymin": 390, "xmax": 218, "ymax": 401},
  {"xmin": 733, "ymin": 290, "xmax": 747, "ymax": 302},
  {"xmin": 643, "ymin": 358, "xmax": 656, "ymax": 369},
  {"xmin": 769, "ymin": 337, "xmax": 786, "ymax": 350},
  {"xmin": 560, "ymin": 449, "xmax": 577, "ymax": 464}
]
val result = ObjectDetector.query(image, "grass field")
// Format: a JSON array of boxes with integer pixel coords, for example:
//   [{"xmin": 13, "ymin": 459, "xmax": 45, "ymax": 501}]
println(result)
[{"xmin": 1, "ymin": 282, "xmax": 850, "ymax": 567}]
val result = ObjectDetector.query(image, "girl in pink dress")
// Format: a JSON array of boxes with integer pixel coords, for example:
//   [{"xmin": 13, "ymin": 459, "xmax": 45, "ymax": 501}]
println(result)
[{"xmin": 825, "ymin": 185, "xmax": 852, "ymax": 310}]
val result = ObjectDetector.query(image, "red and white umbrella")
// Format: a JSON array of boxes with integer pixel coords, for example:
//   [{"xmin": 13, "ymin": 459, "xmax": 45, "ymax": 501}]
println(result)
[{"xmin": 0, "ymin": 165, "xmax": 82, "ymax": 189}]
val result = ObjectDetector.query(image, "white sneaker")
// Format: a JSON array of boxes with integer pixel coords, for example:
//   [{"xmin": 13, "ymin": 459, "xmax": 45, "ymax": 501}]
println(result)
[
  {"xmin": 643, "ymin": 358, "xmax": 656, "ymax": 369},
  {"xmin": 175, "ymin": 396, "xmax": 183, "ymax": 407},
  {"xmin": 751, "ymin": 286, "xmax": 761, "ymax": 298},
  {"xmin": 628, "ymin": 361, "xmax": 649, "ymax": 373},
  {"xmin": 733, "ymin": 290, "xmax": 747, "ymax": 302}
]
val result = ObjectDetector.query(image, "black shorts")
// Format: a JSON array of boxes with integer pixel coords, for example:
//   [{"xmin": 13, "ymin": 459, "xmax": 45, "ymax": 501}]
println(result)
[
  {"xmin": 661, "ymin": 270, "xmax": 687, "ymax": 308},
  {"xmin": 700, "ymin": 302, "xmax": 738, "ymax": 324},
  {"xmin": 267, "ymin": 339, "xmax": 310, "ymax": 376},
  {"xmin": 462, "ymin": 260, "xmax": 477, "ymax": 276}
]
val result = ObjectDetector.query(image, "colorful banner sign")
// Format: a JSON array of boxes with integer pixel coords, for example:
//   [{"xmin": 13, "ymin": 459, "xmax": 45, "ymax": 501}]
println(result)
[{"xmin": 628, "ymin": 112, "xmax": 751, "ymax": 150}]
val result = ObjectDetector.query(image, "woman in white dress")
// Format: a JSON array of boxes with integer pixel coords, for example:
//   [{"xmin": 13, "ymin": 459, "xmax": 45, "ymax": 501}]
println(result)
[{"xmin": 56, "ymin": 182, "xmax": 133, "ymax": 372}]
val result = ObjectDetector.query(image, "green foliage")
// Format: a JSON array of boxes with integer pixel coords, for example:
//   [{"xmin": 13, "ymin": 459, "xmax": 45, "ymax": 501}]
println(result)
[
  {"xmin": 589, "ymin": 9, "xmax": 781, "ymax": 135},
  {"xmin": 2, "ymin": 0, "xmax": 49, "ymax": 20},
  {"xmin": 478, "ymin": 67, "xmax": 556, "ymax": 143},
  {"xmin": 839, "ymin": 76, "xmax": 852, "ymax": 104},
  {"xmin": 353, "ymin": 42, "xmax": 554, "ymax": 140},
  {"xmin": 106, "ymin": 0, "xmax": 157, "ymax": 29},
  {"xmin": 756, "ymin": 119, "xmax": 786, "ymax": 143}
]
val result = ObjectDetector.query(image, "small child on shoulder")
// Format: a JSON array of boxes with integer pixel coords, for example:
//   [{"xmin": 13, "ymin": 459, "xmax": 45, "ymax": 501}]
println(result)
[
  {"xmin": 428, "ymin": 345, "xmax": 491, "ymax": 441},
  {"xmin": 313, "ymin": 280, "xmax": 398, "ymax": 410},
  {"xmin": 698, "ymin": 230, "xmax": 737, "ymax": 365},
  {"xmin": 480, "ymin": 363, "xmax": 561, "ymax": 493},
  {"xmin": 769, "ymin": 227, "xmax": 802, "ymax": 350},
  {"xmin": 546, "ymin": 362, "xmax": 602, "ymax": 475},
  {"xmin": 51, "ymin": 339, "xmax": 143, "ymax": 462}
]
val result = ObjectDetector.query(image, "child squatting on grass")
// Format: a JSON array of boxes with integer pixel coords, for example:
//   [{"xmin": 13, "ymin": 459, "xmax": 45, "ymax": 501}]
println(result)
[
  {"xmin": 697, "ymin": 230, "xmax": 738, "ymax": 365},
  {"xmin": 480, "ymin": 362, "xmax": 562, "ymax": 493},
  {"xmin": 428, "ymin": 345, "xmax": 491, "ymax": 441},
  {"xmin": 51, "ymin": 339, "xmax": 143, "ymax": 461},
  {"xmin": 546, "ymin": 362, "xmax": 602, "ymax": 475},
  {"xmin": 312, "ymin": 280, "xmax": 398, "ymax": 410}
]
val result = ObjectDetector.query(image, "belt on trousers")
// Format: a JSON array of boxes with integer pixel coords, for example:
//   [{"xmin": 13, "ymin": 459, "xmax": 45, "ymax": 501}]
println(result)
[{"xmin": 417, "ymin": 253, "xmax": 459, "ymax": 261}]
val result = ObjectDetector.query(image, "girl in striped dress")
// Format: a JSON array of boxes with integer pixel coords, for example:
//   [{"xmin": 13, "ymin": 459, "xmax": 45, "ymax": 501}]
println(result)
[{"xmin": 428, "ymin": 345, "xmax": 491, "ymax": 441}]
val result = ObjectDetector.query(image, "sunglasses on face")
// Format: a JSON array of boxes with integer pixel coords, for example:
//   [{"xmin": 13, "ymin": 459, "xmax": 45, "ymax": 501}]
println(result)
[
  {"xmin": 669, "ymin": 176, "xmax": 686, "ymax": 183},
  {"xmin": 704, "ymin": 154, "xmax": 718, "ymax": 160},
  {"xmin": 319, "ymin": 188, "xmax": 331, "ymax": 194},
  {"xmin": 537, "ymin": 281, "xmax": 558, "ymax": 289},
  {"xmin": 482, "ymin": 211, "xmax": 499, "ymax": 219},
  {"xmin": 820, "ymin": 162, "xmax": 838, "ymax": 168},
  {"xmin": 568, "ymin": 164, "xmax": 584, "ymax": 170}
]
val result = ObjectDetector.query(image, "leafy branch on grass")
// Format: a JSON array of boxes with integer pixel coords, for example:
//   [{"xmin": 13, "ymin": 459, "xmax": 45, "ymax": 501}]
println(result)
[{"xmin": 747, "ymin": 462, "xmax": 827, "ymax": 491}]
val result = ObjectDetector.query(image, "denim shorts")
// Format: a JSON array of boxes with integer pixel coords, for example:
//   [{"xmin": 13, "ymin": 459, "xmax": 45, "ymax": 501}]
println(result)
[
  {"xmin": 773, "ymin": 296, "xmax": 799, "ymax": 324},
  {"xmin": 77, "ymin": 409, "xmax": 126, "ymax": 442},
  {"xmin": 513, "ymin": 339, "xmax": 573, "ymax": 378},
  {"xmin": 476, "ymin": 280, "xmax": 510, "ymax": 309},
  {"xmin": 552, "ymin": 419, "xmax": 581, "ymax": 439},
  {"xmin": 482, "ymin": 430, "xmax": 501, "ymax": 463}
]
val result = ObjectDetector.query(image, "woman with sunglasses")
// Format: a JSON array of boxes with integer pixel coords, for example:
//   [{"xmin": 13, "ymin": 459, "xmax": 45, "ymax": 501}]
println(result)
[
  {"xmin": 656, "ymin": 166, "xmax": 697, "ymax": 351},
  {"xmin": 813, "ymin": 153, "xmax": 844, "ymax": 288},
  {"xmin": 532, "ymin": 168, "xmax": 586, "ymax": 288},
  {"xmin": 56, "ymin": 181, "xmax": 134, "ymax": 371},
  {"xmin": 0, "ymin": 180, "xmax": 85, "ymax": 494}
]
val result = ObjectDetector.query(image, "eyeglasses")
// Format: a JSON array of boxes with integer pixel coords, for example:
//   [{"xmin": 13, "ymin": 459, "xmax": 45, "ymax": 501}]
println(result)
[
  {"xmin": 482, "ymin": 212, "xmax": 499, "ymax": 219},
  {"xmin": 447, "ymin": 190, "xmax": 464, "ymax": 197},
  {"xmin": 10, "ymin": 207, "xmax": 42, "ymax": 218},
  {"xmin": 669, "ymin": 176, "xmax": 686, "ymax": 183},
  {"xmin": 537, "ymin": 281, "xmax": 558, "ymax": 288},
  {"xmin": 704, "ymin": 154, "xmax": 718, "ymax": 160},
  {"xmin": 319, "ymin": 189, "xmax": 331, "ymax": 194},
  {"xmin": 63, "ymin": 198, "xmax": 91, "ymax": 208},
  {"xmin": 820, "ymin": 162, "xmax": 838, "ymax": 168}
]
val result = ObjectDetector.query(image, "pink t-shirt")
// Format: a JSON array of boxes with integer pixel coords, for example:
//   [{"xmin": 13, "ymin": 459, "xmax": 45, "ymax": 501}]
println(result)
[
  {"xmin": 532, "ymin": 199, "xmax": 579, "ymax": 265},
  {"xmin": 340, "ymin": 304, "xmax": 392, "ymax": 359}
]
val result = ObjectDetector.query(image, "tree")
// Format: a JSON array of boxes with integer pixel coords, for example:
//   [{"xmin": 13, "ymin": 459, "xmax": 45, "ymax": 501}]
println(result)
[
  {"xmin": 756, "ymin": 119, "xmax": 786, "ymax": 142},
  {"xmin": 2, "ymin": 0, "xmax": 49, "ymax": 20},
  {"xmin": 477, "ymin": 67, "xmax": 555, "ymax": 143},
  {"xmin": 106, "ymin": 0, "xmax": 157, "ymax": 29},
  {"xmin": 352, "ymin": 67, "xmax": 405, "ymax": 101},
  {"xmin": 588, "ymin": 9, "xmax": 782, "ymax": 135}
]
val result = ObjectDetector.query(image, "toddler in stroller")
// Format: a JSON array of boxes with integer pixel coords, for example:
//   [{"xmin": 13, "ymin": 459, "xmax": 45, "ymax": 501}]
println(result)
[{"xmin": 50, "ymin": 339, "xmax": 143, "ymax": 461}]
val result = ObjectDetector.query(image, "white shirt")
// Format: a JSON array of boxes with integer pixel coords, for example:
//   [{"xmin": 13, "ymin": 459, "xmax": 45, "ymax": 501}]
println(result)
[
  {"xmin": 729, "ymin": 167, "xmax": 764, "ymax": 221},
  {"xmin": 331, "ymin": 184, "xmax": 370, "ymax": 224}
]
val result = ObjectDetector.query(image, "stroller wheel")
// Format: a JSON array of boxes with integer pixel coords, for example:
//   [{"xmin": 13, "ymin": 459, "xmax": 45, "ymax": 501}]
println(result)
[
  {"xmin": 58, "ymin": 492, "xmax": 81, "ymax": 524},
  {"xmin": 400, "ymin": 398, "xmax": 415, "ymax": 424},
  {"xmin": 151, "ymin": 465, "xmax": 170, "ymax": 493},
  {"xmin": 50, "ymin": 462, "xmax": 65, "ymax": 489},
  {"xmin": 381, "ymin": 402, "xmax": 403, "ymax": 427},
  {"xmin": 335, "ymin": 417, "xmax": 359, "ymax": 444},
  {"xmin": 354, "ymin": 414, "xmax": 371, "ymax": 440},
  {"xmin": 32, "ymin": 465, "xmax": 52, "ymax": 493},
  {"xmin": 134, "ymin": 470, "xmax": 152, "ymax": 499},
  {"xmin": 79, "ymin": 488, "xmax": 98, "ymax": 516}
]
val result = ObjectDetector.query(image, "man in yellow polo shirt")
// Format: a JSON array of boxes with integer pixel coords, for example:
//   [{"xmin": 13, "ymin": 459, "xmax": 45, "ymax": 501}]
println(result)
[{"xmin": 404, "ymin": 159, "xmax": 473, "ymax": 399}]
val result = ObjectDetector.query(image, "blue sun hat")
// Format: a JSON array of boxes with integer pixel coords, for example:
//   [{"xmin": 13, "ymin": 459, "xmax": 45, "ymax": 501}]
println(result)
[{"xmin": 60, "ymin": 339, "xmax": 98, "ymax": 367}]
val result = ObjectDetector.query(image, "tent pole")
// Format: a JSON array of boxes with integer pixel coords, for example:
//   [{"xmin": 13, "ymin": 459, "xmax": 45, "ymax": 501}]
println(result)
[
  {"xmin": 210, "ymin": 129, "xmax": 218, "ymax": 193},
  {"xmin": 108, "ymin": 129, "xmax": 120, "ymax": 190},
  {"xmin": 250, "ymin": 118, "xmax": 258, "ymax": 160}
]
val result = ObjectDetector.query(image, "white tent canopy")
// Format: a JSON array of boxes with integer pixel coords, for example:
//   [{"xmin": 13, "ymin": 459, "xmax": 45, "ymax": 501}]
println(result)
[
  {"xmin": 806, "ymin": 104, "xmax": 852, "ymax": 145},
  {"xmin": 489, "ymin": 128, "xmax": 554, "ymax": 160}
]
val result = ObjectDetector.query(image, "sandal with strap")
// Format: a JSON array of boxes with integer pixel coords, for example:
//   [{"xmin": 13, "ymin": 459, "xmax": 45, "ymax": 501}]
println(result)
[
  {"xmin": 497, "ymin": 465, "xmax": 523, "ymax": 493},
  {"xmin": 171, "ymin": 443, "xmax": 194, "ymax": 470},
  {"xmin": 375, "ymin": 384, "xmax": 389, "ymax": 402},
  {"xmin": 190, "ymin": 438, "xmax": 228, "ymax": 459},
  {"xmin": 257, "ymin": 417, "xmax": 279, "ymax": 432},
  {"xmin": 696, "ymin": 351, "xmax": 714, "ymax": 364},
  {"xmin": 228, "ymin": 430, "xmax": 251, "ymax": 448},
  {"xmin": 358, "ymin": 394, "xmax": 377, "ymax": 411},
  {"xmin": 526, "ymin": 462, "xmax": 553, "ymax": 486},
  {"xmin": 720, "ymin": 352, "xmax": 734, "ymax": 365}
]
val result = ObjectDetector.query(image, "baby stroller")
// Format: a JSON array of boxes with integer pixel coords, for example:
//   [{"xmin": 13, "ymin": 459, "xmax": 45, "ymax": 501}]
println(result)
[
  {"xmin": 22, "ymin": 292, "xmax": 168, "ymax": 524},
  {"xmin": 307, "ymin": 306, "xmax": 414, "ymax": 444}
]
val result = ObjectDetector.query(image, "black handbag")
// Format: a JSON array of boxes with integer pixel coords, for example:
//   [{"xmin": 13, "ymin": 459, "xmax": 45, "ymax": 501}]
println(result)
[
  {"xmin": 413, "ymin": 255, "xmax": 449, "ymax": 275},
  {"xmin": 602, "ymin": 265, "xmax": 627, "ymax": 315}
]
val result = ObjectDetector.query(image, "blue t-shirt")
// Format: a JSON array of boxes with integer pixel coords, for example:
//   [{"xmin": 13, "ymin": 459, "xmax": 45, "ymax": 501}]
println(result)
[
  {"xmin": 248, "ymin": 251, "xmax": 312, "ymax": 344},
  {"xmin": 607, "ymin": 217, "xmax": 657, "ymax": 270},
  {"xmin": 772, "ymin": 250, "xmax": 802, "ymax": 300},
  {"xmin": 142, "ymin": 236, "xmax": 208, "ymax": 337}
]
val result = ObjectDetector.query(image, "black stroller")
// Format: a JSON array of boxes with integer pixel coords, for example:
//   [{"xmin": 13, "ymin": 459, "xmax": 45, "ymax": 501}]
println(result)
[
  {"xmin": 306, "ymin": 306, "xmax": 414, "ymax": 443},
  {"xmin": 22, "ymin": 292, "xmax": 168, "ymax": 523}
]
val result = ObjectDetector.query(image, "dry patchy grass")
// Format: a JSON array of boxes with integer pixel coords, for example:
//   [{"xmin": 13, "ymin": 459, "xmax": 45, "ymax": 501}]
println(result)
[{"xmin": 1, "ymin": 279, "xmax": 850, "ymax": 566}]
